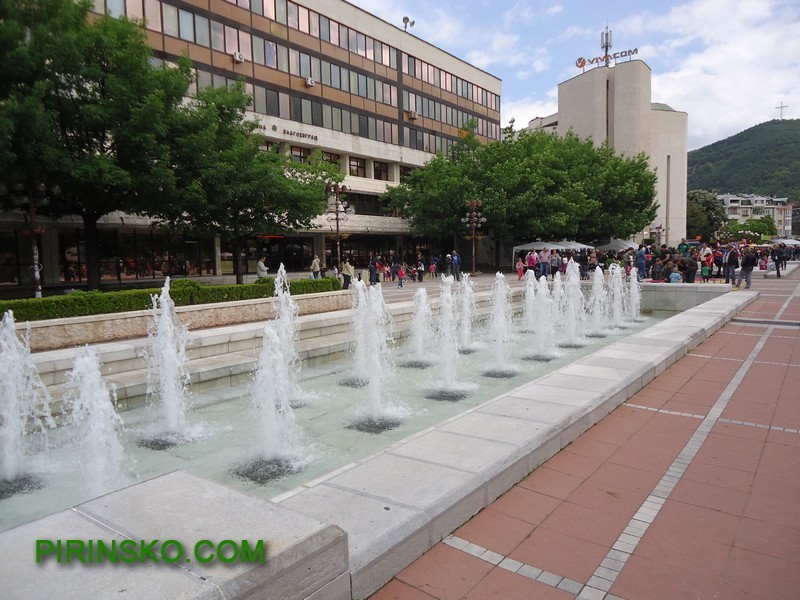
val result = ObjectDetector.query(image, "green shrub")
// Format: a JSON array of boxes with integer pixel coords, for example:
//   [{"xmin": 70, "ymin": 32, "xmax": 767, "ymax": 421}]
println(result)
[{"xmin": 0, "ymin": 276, "xmax": 339, "ymax": 322}]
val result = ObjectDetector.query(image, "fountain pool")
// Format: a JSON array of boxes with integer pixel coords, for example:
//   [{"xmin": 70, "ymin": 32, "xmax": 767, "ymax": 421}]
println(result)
[{"xmin": 0, "ymin": 303, "xmax": 668, "ymax": 532}]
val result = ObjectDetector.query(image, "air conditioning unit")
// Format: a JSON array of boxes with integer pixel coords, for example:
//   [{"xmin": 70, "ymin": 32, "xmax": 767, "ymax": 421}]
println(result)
[
  {"xmin": 232, "ymin": 51, "xmax": 244, "ymax": 63},
  {"xmin": 305, "ymin": 76, "xmax": 316, "ymax": 87},
  {"xmin": 408, "ymin": 110, "xmax": 418, "ymax": 120}
]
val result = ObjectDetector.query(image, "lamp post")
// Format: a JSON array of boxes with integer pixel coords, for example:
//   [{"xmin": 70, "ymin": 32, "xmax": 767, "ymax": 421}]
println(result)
[
  {"xmin": 461, "ymin": 199, "xmax": 486, "ymax": 277},
  {"xmin": 326, "ymin": 184, "xmax": 350, "ymax": 271},
  {"xmin": 8, "ymin": 182, "xmax": 49, "ymax": 298}
]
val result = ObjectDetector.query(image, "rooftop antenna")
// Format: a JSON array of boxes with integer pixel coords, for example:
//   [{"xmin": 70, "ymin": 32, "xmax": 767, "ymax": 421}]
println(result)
[
  {"xmin": 402, "ymin": 16, "xmax": 415, "ymax": 32},
  {"xmin": 775, "ymin": 101, "xmax": 788, "ymax": 119},
  {"xmin": 601, "ymin": 26, "xmax": 613, "ymax": 67}
]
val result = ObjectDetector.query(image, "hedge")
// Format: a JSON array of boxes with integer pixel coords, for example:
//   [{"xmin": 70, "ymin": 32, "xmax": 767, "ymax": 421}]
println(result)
[{"xmin": 0, "ymin": 276, "xmax": 341, "ymax": 322}]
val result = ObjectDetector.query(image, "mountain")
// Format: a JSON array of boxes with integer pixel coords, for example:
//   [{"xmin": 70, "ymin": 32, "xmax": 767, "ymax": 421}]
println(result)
[{"xmin": 687, "ymin": 119, "xmax": 800, "ymax": 200}]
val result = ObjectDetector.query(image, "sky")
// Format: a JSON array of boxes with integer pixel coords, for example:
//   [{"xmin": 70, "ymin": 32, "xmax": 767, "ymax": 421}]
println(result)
[{"xmin": 347, "ymin": 0, "xmax": 800, "ymax": 150}]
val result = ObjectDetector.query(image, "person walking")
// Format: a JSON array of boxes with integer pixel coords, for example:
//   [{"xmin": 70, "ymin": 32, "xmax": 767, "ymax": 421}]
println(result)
[
  {"xmin": 310, "ymin": 255, "xmax": 321, "ymax": 279},
  {"xmin": 635, "ymin": 244, "xmax": 647, "ymax": 280},
  {"xmin": 723, "ymin": 244, "xmax": 739, "ymax": 284},
  {"xmin": 341, "ymin": 256, "xmax": 355, "ymax": 290},
  {"xmin": 734, "ymin": 247, "xmax": 758, "ymax": 289},
  {"xmin": 770, "ymin": 244, "xmax": 783, "ymax": 278}
]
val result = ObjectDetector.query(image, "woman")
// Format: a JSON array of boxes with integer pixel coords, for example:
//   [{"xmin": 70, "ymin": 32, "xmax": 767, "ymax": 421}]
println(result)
[{"xmin": 310, "ymin": 255, "xmax": 321, "ymax": 279}]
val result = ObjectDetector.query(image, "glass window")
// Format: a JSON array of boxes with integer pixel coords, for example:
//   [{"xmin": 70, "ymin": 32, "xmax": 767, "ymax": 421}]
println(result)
[
  {"xmin": 239, "ymin": 31, "xmax": 251, "ymax": 60},
  {"xmin": 290, "ymin": 146, "xmax": 310, "ymax": 163},
  {"xmin": 367, "ymin": 117, "xmax": 375, "ymax": 139},
  {"xmin": 144, "ymin": 0, "xmax": 161, "ymax": 31},
  {"xmin": 323, "ymin": 151, "xmax": 339, "ymax": 165},
  {"xmin": 301, "ymin": 99, "xmax": 312, "ymax": 124},
  {"xmin": 266, "ymin": 89, "xmax": 279, "ymax": 115},
  {"xmin": 320, "ymin": 60, "xmax": 330, "ymax": 86},
  {"xmin": 341, "ymin": 110, "xmax": 350, "ymax": 133},
  {"xmin": 277, "ymin": 44, "xmax": 288, "ymax": 71},
  {"xmin": 265, "ymin": 41, "xmax": 277, "ymax": 67},
  {"xmin": 195, "ymin": 15, "xmax": 210, "ymax": 47},
  {"xmin": 375, "ymin": 82, "xmax": 383, "ymax": 104},
  {"xmin": 212, "ymin": 73, "xmax": 227, "ymax": 88},
  {"xmin": 350, "ymin": 70, "xmax": 357, "ymax": 94},
  {"xmin": 126, "ymin": 0, "xmax": 144, "ymax": 19},
  {"xmin": 348, "ymin": 29, "xmax": 357, "ymax": 53},
  {"xmin": 357, "ymin": 73, "xmax": 367, "ymax": 97},
  {"xmin": 383, "ymin": 44, "xmax": 390, "ymax": 66},
  {"xmin": 330, "ymin": 64, "xmax": 340, "ymax": 89},
  {"xmin": 357, "ymin": 33, "xmax": 366, "ymax": 56},
  {"xmin": 309, "ymin": 11, "xmax": 319, "ymax": 37},
  {"xmin": 311, "ymin": 56, "xmax": 320, "ymax": 81},
  {"xmin": 322, "ymin": 105, "xmax": 332, "ymax": 129},
  {"xmin": 107, "ymin": 0, "xmax": 125, "ymax": 17},
  {"xmin": 211, "ymin": 21, "xmax": 224, "ymax": 51},
  {"xmin": 311, "ymin": 101, "xmax": 322, "ymax": 126},
  {"xmin": 178, "ymin": 9, "xmax": 194, "ymax": 42},
  {"xmin": 366, "ymin": 36, "xmax": 373, "ymax": 60},
  {"xmin": 366, "ymin": 78, "xmax": 374, "ymax": 100},
  {"xmin": 359, "ymin": 115, "xmax": 368, "ymax": 137},
  {"xmin": 237, "ymin": 0, "xmax": 250, "ymax": 9},
  {"xmin": 319, "ymin": 16, "xmax": 330, "ymax": 42},
  {"xmin": 279, "ymin": 92, "xmax": 290, "ymax": 118},
  {"xmin": 299, "ymin": 53, "xmax": 310, "ymax": 78},
  {"xmin": 254, "ymin": 86, "xmax": 266, "ymax": 113},
  {"xmin": 332, "ymin": 107, "xmax": 341, "ymax": 131},
  {"xmin": 298, "ymin": 6, "xmax": 309, "ymax": 33},
  {"xmin": 349, "ymin": 157, "xmax": 365, "ymax": 177},
  {"xmin": 197, "ymin": 69, "xmax": 212, "ymax": 89},
  {"xmin": 338, "ymin": 24, "xmax": 347, "ymax": 49},
  {"xmin": 329, "ymin": 19, "xmax": 339, "ymax": 45},
  {"xmin": 291, "ymin": 96, "xmax": 302, "ymax": 120},
  {"xmin": 225, "ymin": 25, "xmax": 238, "ymax": 54},
  {"xmin": 287, "ymin": 1, "xmax": 298, "ymax": 28},
  {"xmin": 351, "ymin": 112, "xmax": 359, "ymax": 135},
  {"xmin": 162, "ymin": 4, "xmax": 178, "ymax": 37},
  {"xmin": 263, "ymin": 0, "xmax": 275, "ymax": 19},
  {"xmin": 252, "ymin": 0, "xmax": 263, "ymax": 15},
  {"xmin": 275, "ymin": 0, "xmax": 287, "ymax": 24},
  {"xmin": 252, "ymin": 36, "xmax": 265, "ymax": 64},
  {"xmin": 374, "ymin": 161, "xmax": 389, "ymax": 181},
  {"xmin": 389, "ymin": 47, "xmax": 396, "ymax": 68},
  {"xmin": 289, "ymin": 49, "xmax": 300, "ymax": 75},
  {"xmin": 373, "ymin": 40, "xmax": 382, "ymax": 63}
]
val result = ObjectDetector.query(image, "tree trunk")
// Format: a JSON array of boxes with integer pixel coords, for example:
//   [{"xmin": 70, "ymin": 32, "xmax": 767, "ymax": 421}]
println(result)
[
  {"xmin": 83, "ymin": 214, "xmax": 101, "ymax": 290},
  {"xmin": 233, "ymin": 237, "xmax": 244, "ymax": 285}
]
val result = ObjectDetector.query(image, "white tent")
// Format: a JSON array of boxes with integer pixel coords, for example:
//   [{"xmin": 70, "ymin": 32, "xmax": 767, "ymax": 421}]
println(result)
[
  {"xmin": 596, "ymin": 238, "xmax": 638, "ymax": 252},
  {"xmin": 770, "ymin": 238, "xmax": 800, "ymax": 246}
]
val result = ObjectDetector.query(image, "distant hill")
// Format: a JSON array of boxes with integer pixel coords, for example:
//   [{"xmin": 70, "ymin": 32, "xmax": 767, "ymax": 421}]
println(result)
[{"xmin": 687, "ymin": 119, "xmax": 800, "ymax": 200}]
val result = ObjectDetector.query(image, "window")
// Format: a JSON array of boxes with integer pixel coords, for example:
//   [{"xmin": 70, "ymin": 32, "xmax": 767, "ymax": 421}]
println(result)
[
  {"xmin": 266, "ymin": 41, "xmax": 277, "ymax": 68},
  {"xmin": 349, "ymin": 157, "xmax": 365, "ymax": 177},
  {"xmin": 162, "ymin": 4, "xmax": 178, "ymax": 37},
  {"xmin": 253, "ymin": 36, "xmax": 265, "ymax": 64},
  {"xmin": 178, "ymin": 9, "xmax": 194, "ymax": 41},
  {"xmin": 254, "ymin": 86, "xmax": 266, "ymax": 113},
  {"xmin": 225, "ymin": 25, "xmax": 238, "ymax": 53},
  {"xmin": 266, "ymin": 89, "xmax": 279, "ymax": 116},
  {"xmin": 126, "ymin": 0, "xmax": 144, "ymax": 20},
  {"xmin": 400, "ymin": 166, "xmax": 415, "ymax": 182},
  {"xmin": 290, "ymin": 146, "xmax": 310, "ymax": 163},
  {"xmin": 287, "ymin": 1, "xmax": 298, "ymax": 29},
  {"xmin": 195, "ymin": 15, "xmax": 209, "ymax": 46},
  {"xmin": 373, "ymin": 161, "xmax": 389, "ymax": 181},
  {"xmin": 319, "ymin": 16, "xmax": 330, "ymax": 42},
  {"xmin": 323, "ymin": 152, "xmax": 340, "ymax": 166},
  {"xmin": 144, "ymin": 0, "xmax": 161, "ymax": 31},
  {"xmin": 211, "ymin": 21, "xmax": 224, "ymax": 51}
]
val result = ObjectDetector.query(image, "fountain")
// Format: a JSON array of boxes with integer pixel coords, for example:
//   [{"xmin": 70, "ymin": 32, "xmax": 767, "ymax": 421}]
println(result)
[
  {"xmin": 522, "ymin": 275, "xmax": 559, "ymax": 362},
  {"xmin": 231, "ymin": 265, "xmax": 311, "ymax": 482},
  {"xmin": 520, "ymin": 269, "xmax": 538, "ymax": 333},
  {"xmin": 457, "ymin": 274, "xmax": 478, "ymax": 354},
  {"xmin": 139, "ymin": 277, "xmax": 192, "ymax": 449},
  {"xmin": 551, "ymin": 271, "xmax": 564, "ymax": 325},
  {"xmin": 63, "ymin": 347, "xmax": 127, "ymax": 497},
  {"xmin": 626, "ymin": 267, "xmax": 643, "ymax": 322},
  {"xmin": 586, "ymin": 266, "xmax": 609, "ymax": 338},
  {"xmin": 483, "ymin": 272, "xmax": 518, "ymax": 378},
  {"xmin": 426, "ymin": 275, "xmax": 473, "ymax": 401},
  {"xmin": 608, "ymin": 264, "xmax": 628, "ymax": 329},
  {"xmin": 348, "ymin": 281, "xmax": 406, "ymax": 432},
  {"xmin": 0, "ymin": 311, "xmax": 53, "ymax": 499},
  {"xmin": 559, "ymin": 260, "xmax": 587, "ymax": 348},
  {"xmin": 401, "ymin": 287, "xmax": 434, "ymax": 368}
]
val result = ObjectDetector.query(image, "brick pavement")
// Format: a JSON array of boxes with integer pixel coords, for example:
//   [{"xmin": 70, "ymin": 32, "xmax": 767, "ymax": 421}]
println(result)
[{"xmin": 371, "ymin": 265, "xmax": 800, "ymax": 600}]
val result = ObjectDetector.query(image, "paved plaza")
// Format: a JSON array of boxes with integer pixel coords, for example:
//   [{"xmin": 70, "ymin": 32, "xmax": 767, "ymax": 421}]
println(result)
[{"xmin": 371, "ymin": 267, "xmax": 800, "ymax": 600}]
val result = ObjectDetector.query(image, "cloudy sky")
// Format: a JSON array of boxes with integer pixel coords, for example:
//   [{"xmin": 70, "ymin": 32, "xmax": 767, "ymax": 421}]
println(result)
[{"xmin": 347, "ymin": 0, "xmax": 800, "ymax": 150}]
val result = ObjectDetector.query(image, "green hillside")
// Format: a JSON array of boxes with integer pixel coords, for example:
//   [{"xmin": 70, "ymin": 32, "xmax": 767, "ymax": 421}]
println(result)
[{"xmin": 687, "ymin": 119, "xmax": 800, "ymax": 200}]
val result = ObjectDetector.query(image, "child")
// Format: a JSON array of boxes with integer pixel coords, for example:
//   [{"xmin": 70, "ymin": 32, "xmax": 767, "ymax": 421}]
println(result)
[
  {"xmin": 411, "ymin": 265, "xmax": 418, "ymax": 282},
  {"xmin": 516, "ymin": 258, "xmax": 524, "ymax": 280},
  {"xmin": 397, "ymin": 264, "xmax": 406, "ymax": 287},
  {"xmin": 701, "ymin": 262, "xmax": 712, "ymax": 283},
  {"xmin": 669, "ymin": 267, "xmax": 682, "ymax": 284}
]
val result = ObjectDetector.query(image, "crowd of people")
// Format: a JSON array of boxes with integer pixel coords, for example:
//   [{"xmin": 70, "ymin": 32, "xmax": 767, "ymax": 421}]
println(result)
[{"xmin": 514, "ymin": 240, "xmax": 797, "ymax": 288}]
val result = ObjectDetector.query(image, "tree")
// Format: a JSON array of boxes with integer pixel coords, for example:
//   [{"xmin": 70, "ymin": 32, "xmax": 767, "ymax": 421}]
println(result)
[
  {"xmin": 717, "ymin": 215, "xmax": 777, "ymax": 243},
  {"xmin": 0, "ymin": 2, "xmax": 193, "ymax": 290},
  {"xmin": 686, "ymin": 190, "xmax": 727, "ymax": 242},
  {"xmin": 161, "ymin": 82, "xmax": 341, "ymax": 284}
]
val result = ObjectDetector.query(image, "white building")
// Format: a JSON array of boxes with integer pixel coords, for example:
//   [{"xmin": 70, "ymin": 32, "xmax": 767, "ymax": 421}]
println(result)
[
  {"xmin": 528, "ymin": 59, "xmax": 687, "ymax": 247},
  {"xmin": 717, "ymin": 194, "xmax": 793, "ymax": 238}
]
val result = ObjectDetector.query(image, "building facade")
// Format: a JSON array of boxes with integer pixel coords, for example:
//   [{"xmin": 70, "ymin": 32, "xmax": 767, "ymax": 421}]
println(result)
[
  {"xmin": 527, "ymin": 59, "xmax": 687, "ymax": 248},
  {"xmin": 717, "ymin": 194, "xmax": 793, "ymax": 239},
  {"xmin": 1, "ymin": 0, "xmax": 501, "ymax": 295}
]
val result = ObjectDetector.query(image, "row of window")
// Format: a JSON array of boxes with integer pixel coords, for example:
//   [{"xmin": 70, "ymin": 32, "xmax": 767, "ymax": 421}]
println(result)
[
  {"xmin": 404, "ymin": 91, "xmax": 499, "ymax": 140},
  {"xmin": 220, "ymin": 0, "xmax": 499, "ymax": 112}
]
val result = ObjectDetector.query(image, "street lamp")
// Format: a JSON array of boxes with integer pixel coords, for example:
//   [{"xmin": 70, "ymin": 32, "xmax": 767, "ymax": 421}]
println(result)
[
  {"xmin": 461, "ymin": 199, "xmax": 486, "ymax": 277},
  {"xmin": 326, "ymin": 183, "xmax": 350, "ymax": 271}
]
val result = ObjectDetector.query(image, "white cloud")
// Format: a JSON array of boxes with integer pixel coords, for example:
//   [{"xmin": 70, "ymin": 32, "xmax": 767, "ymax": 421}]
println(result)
[{"xmin": 501, "ymin": 89, "xmax": 559, "ymax": 128}]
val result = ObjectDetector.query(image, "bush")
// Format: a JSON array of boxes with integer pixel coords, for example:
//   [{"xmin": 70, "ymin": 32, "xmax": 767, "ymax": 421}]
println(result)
[{"xmin": 0, "ymin": 276, "xmax": 340, "ymax": 322}]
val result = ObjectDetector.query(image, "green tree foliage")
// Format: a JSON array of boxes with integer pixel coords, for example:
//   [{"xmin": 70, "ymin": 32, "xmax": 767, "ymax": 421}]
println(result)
[
  {"xmin": 162, "ymin": 82, "xmax": 341, "ymax": 283},
  {"xmin": 385, "ymin": 127, "xmax": 658, "ymax": 267},
  {"xmin": 0, "ymin": 1, "xmax": 192, "ymax": 289},
  {"xmin": 686, "ymin": 189, "xmax": 728, "ymax": 242},
  {"xmin": 716, "ymin": 216, "xmax": 778, "ymax": 243},
  {"xmin": 688, "ymin": 119, "xmax": 800, "ymax": 200}
]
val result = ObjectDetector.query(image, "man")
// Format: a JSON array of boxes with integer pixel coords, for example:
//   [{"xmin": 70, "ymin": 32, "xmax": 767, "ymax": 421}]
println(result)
[
  {"xmin": 734, "ymin": 247, "xmax": 758, "ymax": 289},
  {"xmin": 451, "ymin": 250, "xmax": 461, "ymax": 280},
  {"xmin": 635, "ymin": 244, "xmax": 647, "ymax": 280},
  {"xmin": 770, "ymin": 245, "xmax": 784, "ymax": 278},
  {"xmin": 723, "ymin": 244, "xmax": 739, "ymax": 284},
  {"xmin": 538, "ymin": 247, "xmax": 551, "ymax": 279},
  {"xmin": 677, "ymin": 239, "xmax": 690, "ymax": 256},
  {"xmin": 256, "ymin": 256, "xmax": 269, "ymax": 279},
  {"xmin": 677, "ymin": 253, "xmax": 698, "ymax": 283}
]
